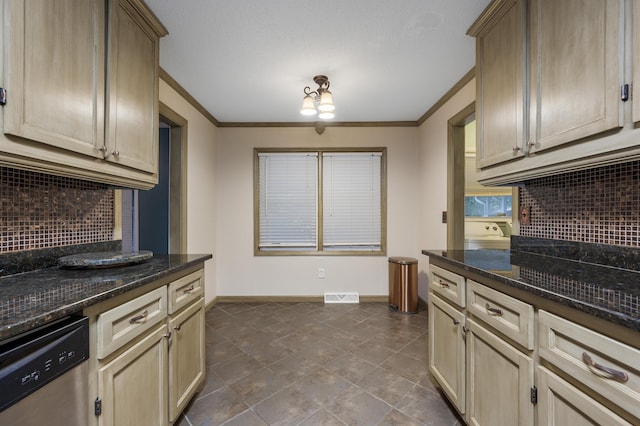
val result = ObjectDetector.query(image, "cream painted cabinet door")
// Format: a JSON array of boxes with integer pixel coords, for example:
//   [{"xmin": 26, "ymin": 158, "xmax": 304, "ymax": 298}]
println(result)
[
  {"xmin": 97, "ymin": 324, "xmax": 169, "ymax": 426},
  {"xmin": 105, "ymin": 0, "xmax": 163, "ymax": 173},
  {"xmin": 466, "ymin": 319, "xmax": 534, "ymax": 426},
  {"xmin": 168, "ymin": 299, "xmax": 206, "ymax": 423},
  {"xmin": 429, "ymin": 294, "xmax": 466, "ymax": 415},
  {"xmin": 3, "ymin": 0, "xmax": 105, "ymax": 157},
  {"xmin": 537, "ymin": 367, "xmax": 633, "ymax": 426},
  {"xmin": 528, "ymin": 0, "xmax": 623, "ymax": 152},
  {"xmin": 471, "ymin": 0, "xmax": 526, "ymax": 168}
]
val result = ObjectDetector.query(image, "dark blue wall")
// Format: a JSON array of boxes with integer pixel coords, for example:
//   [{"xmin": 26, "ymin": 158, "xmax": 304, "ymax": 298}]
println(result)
[{"xmin": 139, "ymin": 128, "xmax": 170, "ymax": 254}]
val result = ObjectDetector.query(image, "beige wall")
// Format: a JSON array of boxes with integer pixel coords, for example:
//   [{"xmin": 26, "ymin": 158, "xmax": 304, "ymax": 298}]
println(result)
[
  {"xmin": 159, "ymin": 78, "xmax": 218, "ymax": 305},
  {"xmin": 215, "ymin": 126, "xmax": 421, "ymax": 298},
  {"xmin": 417, "ymin": 78, "xmax": 476, "ymax": 300},
  {"xmin": 159, "ymin": 74, "xmax": 475, "ymax": 302}
]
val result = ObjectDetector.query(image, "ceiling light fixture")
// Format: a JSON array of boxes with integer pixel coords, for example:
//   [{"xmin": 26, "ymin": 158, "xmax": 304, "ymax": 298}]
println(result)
[{"xmin": 300, "ymin": 75, "xmax": 335, "ymax": 119}]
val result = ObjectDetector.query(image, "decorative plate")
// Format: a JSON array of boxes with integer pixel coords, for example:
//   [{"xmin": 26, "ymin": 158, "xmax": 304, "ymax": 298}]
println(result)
[{"xmin": 58, "ymin": 250, "xmax": 153, "ymax": 269}]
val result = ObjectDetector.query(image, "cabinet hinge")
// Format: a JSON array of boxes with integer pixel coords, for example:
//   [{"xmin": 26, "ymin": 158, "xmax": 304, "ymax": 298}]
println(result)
[
  {"xmin": 621, "ymin": 84, "xmax": 630, "ymax": 102},
  {"xmin": 0, "ymin": 88, "xmax": 6, "ymax": 106},
  {"xmin": 530, "ymin": 385, "xmax": 538, "ymax": 404},
  {"xmin": 94, "ymin": 397, "xmax": 102, "ymax": 416}
]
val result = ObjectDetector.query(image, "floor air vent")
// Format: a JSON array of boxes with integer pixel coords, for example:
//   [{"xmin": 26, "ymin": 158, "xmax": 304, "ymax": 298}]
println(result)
[{"xmin": 324, "ymin": 292, "xmax": 359, "ymax": 304}]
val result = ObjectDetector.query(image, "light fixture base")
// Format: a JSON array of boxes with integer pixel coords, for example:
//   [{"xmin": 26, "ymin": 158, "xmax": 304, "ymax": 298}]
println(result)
[{"xmin": 313, "ymin": 75, "xmax": 329, "ymax": 87}]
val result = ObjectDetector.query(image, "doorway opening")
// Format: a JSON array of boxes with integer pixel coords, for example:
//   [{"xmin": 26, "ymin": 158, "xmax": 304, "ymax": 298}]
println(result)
[
  {"xmin": 447, "ymin": 103, "xmax": 514, "ymax": 251},
  {"xmin": 118, "ymin": 102, "xmax": 187, "ymax": 254}
]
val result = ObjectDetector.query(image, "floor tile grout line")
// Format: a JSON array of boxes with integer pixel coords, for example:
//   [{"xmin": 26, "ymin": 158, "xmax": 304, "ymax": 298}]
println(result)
[{"xmin": 197, "ymin": 303, "xmax": 454, "ymax": 426}]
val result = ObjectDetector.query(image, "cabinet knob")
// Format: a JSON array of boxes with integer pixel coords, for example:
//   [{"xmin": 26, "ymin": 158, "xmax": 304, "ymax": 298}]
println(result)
[
  {"xmin": 512, "ymin": 145, "xmax": 521, "ymax": 152},
  {"xmin": 452, "ymin": 319, "xmax": 460, "ymax": 325},
  {"xmin": 174, "ymin": 324, "xmax": 182, "ymax": 331},
  {"xmin": 163, "ymin": 332, "xmax": 172, "ymax": 339},
  {"xmin": 112, "ymin": 150, "xmax": 120, "ymax": 157}
]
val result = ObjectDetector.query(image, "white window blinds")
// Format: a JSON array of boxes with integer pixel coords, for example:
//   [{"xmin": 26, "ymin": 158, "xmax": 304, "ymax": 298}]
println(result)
[
  {"xmin": 258, "ymin": 152, "xmax": 318, "ymax": 250},
  {"xmin": 322, "ymin": 152, "xmax": 382, "ymax": 251}
]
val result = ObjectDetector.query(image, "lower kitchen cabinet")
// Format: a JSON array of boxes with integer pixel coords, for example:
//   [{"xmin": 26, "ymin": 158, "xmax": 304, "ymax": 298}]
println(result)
[
  {"xmin": 85, "ymin": 267, "xmax": 205, "ymax": 425},
  {"xmin": 466, "ymin": 318, "xmax": 534, "ymax": 426},
  {"xmin": 427, "ymin": 260, "xmax": 640, "ymax": 425},
  {"xmin": 168, "ymin": 298, "xmax": 205, "ymax": 422},
  {"xmin": 537, "ymin": 367, "xmax": 632, "ymax": 426},
  {"xmin": 538, "ymin": 310, "xmax": 640, "ymax": 424},
  {"xmin": 97, "ymin": 323, "xmax": 169, "ymax": 426},
  {"xmin": 429, "ymin": 265, "xmax": 534, "ymax": 425},
  {"xmin": 429, "ymin": 294, "xmax": 466, "ymax": 414}
]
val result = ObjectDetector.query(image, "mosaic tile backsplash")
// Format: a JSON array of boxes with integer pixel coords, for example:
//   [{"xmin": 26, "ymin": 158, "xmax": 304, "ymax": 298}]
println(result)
[
  {"xmin": 517, "ymin": 265, "xmax": 639, "ymax": 320},
  {"xmin": 1, "ymin": 167, "xmax": 114, "ymax": 252},
  {"xmin": 519, "ymin": 160, "xmax": 640, "ymax": 247}
]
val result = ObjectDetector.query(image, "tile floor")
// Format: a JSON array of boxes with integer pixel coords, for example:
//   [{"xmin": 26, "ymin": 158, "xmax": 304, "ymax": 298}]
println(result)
[{"xmin": 177, "ymin": 302, "xmax": 462, "ymax": 426}]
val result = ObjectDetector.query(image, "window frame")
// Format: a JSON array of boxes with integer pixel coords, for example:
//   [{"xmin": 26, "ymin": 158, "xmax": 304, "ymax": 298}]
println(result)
[{"xmin": 254, "ymin": 147, "xmax": 387, "ymax": 256}]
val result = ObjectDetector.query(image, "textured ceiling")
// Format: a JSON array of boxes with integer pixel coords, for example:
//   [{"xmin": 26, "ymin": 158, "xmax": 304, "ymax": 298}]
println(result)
[{"xmin": 144, "ymin": 0, "xmax": 491, "ymax": 124}]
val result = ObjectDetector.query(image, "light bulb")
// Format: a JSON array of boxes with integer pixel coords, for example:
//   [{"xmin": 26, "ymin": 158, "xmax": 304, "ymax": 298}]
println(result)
[{"xmin": 300, "ymin": 95, "xmax": 317, "ymax": 116}]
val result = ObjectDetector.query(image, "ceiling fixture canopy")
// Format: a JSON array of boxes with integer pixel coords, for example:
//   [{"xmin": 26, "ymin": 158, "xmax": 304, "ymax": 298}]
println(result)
[{"xmin": 300, "ymin": 75, "xmax": 335, "ymax": 119}]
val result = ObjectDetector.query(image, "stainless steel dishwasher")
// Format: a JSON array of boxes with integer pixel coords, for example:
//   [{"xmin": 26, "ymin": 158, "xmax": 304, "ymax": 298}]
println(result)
[{"xmin": 0, "ymin": 315, "xmax": 89, "ymax": 425}]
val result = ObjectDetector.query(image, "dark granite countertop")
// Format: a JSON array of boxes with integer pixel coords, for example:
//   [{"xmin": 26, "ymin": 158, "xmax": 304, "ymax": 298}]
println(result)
[
  {"xmin": 422, "ymin": 237, "xmax": 640, "ymax": 332},
  {"xmin": 0, "ymin": 253, "xmax": 212, "ymax": 341}
]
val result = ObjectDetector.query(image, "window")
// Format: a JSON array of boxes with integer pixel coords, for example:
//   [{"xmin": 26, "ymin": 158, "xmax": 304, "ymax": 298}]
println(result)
[
  {"xmin": 255, "ymin": 148, "xmax": 386, "ymax": 255},
  {"xmin": 464, "ymin": 195, "xmax": 512, "ymax": 217}
]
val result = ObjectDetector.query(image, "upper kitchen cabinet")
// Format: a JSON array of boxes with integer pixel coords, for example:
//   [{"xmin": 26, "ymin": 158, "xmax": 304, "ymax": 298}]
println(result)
[
  {"xmin": 469, "ymin": 0, "xmax": 636, "ymax": 186},
  {"xmin": 0, "ymin": 0, "xmax": 167, "ymax": 189},
  {"xmin": 529, "ymin": 0, "xmax": 622, "ymax": 152},
  {"xmin": 470, "ymin": 0, "xmax": 526, "ymax": 169},
  {"xmin": 106, "ymin": 0, "xmax": 165, "ymax": 174},
  {"xmin": 3, "ymin": 0, "xmax": 105, "ymax": 158}
]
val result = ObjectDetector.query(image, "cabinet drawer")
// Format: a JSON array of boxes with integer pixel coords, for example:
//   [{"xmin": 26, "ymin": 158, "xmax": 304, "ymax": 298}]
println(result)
[
  {"xmin": 168, "ymin": 270, "xmax": 204, "ymax": 314},
  {"xmin": 467, "ymin": 280, "xmax": 534, "ymax": 350},
  {"xmin": 537, "ymin": 367, "xmax": 632, "ymax": 426},
  {"xmin": 429, "ymin": 264, "xmax": 466, "ymax": 308},
  {"xmin": 538, "ymin": 310, "xmax": 640, "ymax": 420},
  {"xmin": 97, "ymin": 286, "xmax": 167, "ymax": 359}
]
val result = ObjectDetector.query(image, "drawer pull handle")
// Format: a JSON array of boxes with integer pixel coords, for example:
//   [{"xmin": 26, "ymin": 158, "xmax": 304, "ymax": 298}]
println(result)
[
  {"xmin": 485, "ymin": 303, "xmax": 503, "ymax": 316},
  {"xmin": 438, "ymin": 280, "xmax": 450, "ymax": 288},
  {"xmin": 453, "ymin": 319, "xmax": 460, "ymax": 325},
  {"xmin": 582, "ymin": 352, "xmax": 628, "ymax": 383},
  {"xmin": 129, "ymin": 310, "xmax": 148, "ymax": 324},
  {"xmin": 183, "ymin": 285, "xmax": 195, "ymax": 294}
]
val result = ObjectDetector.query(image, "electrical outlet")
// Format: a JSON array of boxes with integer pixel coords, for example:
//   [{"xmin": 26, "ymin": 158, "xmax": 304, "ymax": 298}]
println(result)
[
  {"xmin": 520, "ymin": 206, "xmax": 531, "ymax": 225},
  {"xmin": 318, "ymin": 267, "xmax": 325, "ymax": 279}
]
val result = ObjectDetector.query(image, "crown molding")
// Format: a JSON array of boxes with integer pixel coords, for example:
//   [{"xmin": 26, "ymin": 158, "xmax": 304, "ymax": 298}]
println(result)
[
  {"xmin": 217, "ymin": 121, "xmax": 418, "ymax": 128},
  {"xmin": 417, "ymin": 67, "xmax": 475, "ymax": 126},
  {"xmin": 159, "ymin": 67, "xmax": 221, "ymax": 127},
  {"xmin": 160, "ymin": 67, "xmax": 475, "ymax": 129}
]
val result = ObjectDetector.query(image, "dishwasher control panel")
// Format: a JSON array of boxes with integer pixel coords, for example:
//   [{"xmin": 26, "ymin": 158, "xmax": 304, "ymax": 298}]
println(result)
[{"xmin": 0, "ymin": 316, "xmax": 89, "ymax": 412}]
